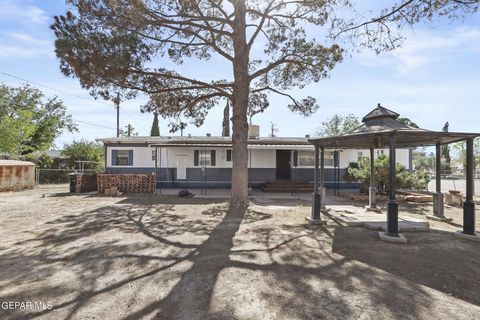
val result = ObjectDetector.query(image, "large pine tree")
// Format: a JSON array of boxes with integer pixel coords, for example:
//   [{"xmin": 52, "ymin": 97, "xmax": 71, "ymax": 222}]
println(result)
[{"xmin": 51, "ymin": 0, "xmax": 479, "ymax": 206}]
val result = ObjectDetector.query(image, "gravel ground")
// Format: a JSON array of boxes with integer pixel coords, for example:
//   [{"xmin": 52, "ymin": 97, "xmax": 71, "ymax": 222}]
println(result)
[{"xmin": 0, "ymin": 185, "xmax": 479, "ymax": 320}]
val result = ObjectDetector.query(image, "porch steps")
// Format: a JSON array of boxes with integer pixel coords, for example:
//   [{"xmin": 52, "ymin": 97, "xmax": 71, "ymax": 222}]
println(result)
[{"xmin": 262, "ymin": 180, "xmax": 313, "ymax": 192}]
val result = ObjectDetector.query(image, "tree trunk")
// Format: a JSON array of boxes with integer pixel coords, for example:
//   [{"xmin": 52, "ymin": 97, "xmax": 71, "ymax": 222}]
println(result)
[{"xmin": 231, "ymin": 0, "xmax": 249, "ymax": 207}]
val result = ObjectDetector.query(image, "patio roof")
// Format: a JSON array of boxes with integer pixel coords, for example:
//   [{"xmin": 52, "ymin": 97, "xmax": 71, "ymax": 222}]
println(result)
[{"xmin": 308, "ymin": 104, "xmax": 480, "ymax": 148}]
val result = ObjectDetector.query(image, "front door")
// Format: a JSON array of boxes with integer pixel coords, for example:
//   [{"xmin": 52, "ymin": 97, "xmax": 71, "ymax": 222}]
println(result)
[
  {"xmin": 276, "ymin": 150, "xmax": 291, "ymax": 180},
  {"xmin": 176, "ymin": 155, "xmax": 187, "ymax": 180}
]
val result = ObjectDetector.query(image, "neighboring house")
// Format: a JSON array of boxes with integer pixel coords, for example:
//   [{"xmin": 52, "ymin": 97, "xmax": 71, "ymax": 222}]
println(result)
[
  {"xmin": 45, "ymin": 150, "xmax": 69, "ymax": 169},
  {"xmin": 98, "ymin": 130, "xmax": 412, "ymax": 189}
]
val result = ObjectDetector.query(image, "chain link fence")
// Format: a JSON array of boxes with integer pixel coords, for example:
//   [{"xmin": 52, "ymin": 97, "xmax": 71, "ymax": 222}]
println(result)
[{"xmin": 35, "ymin": 169, "xmax": 98, "ymax": 185}]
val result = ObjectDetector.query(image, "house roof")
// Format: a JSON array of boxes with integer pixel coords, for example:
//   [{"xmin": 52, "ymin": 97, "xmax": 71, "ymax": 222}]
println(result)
[
  {"xmin": 98, "ymin": 136, "xmax": 313, "ymax": 147},
  {"xmin": 45, "ymin": 150, "xmax": 67, "ymax": 159},
  {"xmin": 309, "ymin": 104, "xmax": 480, "ymax": 148},
  {"xmin": 0, "ymin": 160, "xmax": 36, "ymax": 166}
]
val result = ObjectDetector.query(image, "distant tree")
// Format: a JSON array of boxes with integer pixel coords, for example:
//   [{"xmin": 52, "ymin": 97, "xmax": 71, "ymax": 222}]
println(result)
[
  {"xmin": 452, "ymin": 139, "xmax": 480, "ymax": 173},
  {"xmin": 61, "ymin": 139, "xmax": 104, "ymax": 170},
  {"xmin": 413, "ymin": 148, "xmax": 434, "ymax": 172},
  {"xmin": 151, "ymin": 113, "xmax": 160, "ymax": 136},
  {"xmin": 0, "ymin": 151, "xmax": 54, "ymax": 169},
  {"xmin": 316, "ymin": 114, "xmax": 360, "ymax": 137},
  {"xmin": 24, "ymin": 152, "xmax": 54, "ymax": 169},
  {"xmin": 440, "ymin": 122, "xmax": 452, "ymax": 174},
  {"xmin": 441, "ymin": 122, "xmax": 451, "ymax": 165},
  {"xmin": 398, "ymin": 117, "xmax": 419, "ymax": 128},
  {"xmin": 222, "ymin": 101, "xmax": 230, "ymax": 137},
  {"xmin": 0, "ymin": 84, "xmax": 77, "ymax": 156},
  {"xmin": 119, "ymin": 124, "xmax": 138, "ymax": 137}
]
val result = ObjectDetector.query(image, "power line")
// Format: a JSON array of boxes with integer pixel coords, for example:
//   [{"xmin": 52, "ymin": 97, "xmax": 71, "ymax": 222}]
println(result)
[
  {"xmin": 76, "ymin": 120, "xmax": 116, "ymax": 130},
  {"xmin": 0, "ymin": 70, "xmax": 143, "ymax": 132},
  {"xmin": 0, "ymin": 71, "xmax": 116, "ymax": 110}
]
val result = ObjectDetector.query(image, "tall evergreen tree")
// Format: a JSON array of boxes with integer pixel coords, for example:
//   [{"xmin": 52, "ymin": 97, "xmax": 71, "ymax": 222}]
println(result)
[
  {"xmin": 151, "ymin": 113, "xmax": 160, "ymax": 137},
  {"xmin": 222, "ymin": 101, "xmax": 230, "ymax": 137},
  {"xmin": 442, "ymin": 122, "xmax": 451, "ymax": 164}
]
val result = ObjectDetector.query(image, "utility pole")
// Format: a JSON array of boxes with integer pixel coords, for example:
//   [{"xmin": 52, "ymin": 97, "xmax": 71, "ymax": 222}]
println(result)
[
  {"xmin": 270, "ymin": 122, "xmax": 278, "ymax": 137},
  {"xmin": 114, "ymin": 93, "xmax": 120, "ymax": 137},
  {"xmin": 179, "ymin": 122, "xmax": 187, "ymax": 136}
]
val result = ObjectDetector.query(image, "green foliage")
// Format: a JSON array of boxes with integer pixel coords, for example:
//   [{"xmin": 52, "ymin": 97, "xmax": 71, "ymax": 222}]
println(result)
[
  {"xmin": 413, "ymin": 148, "xmax": 433, "ymax": 172},
  {"xmin": 119, "ymin": 124, "xmax": 138, "ymax": 137},
  {"xmin": 345, "ymin": 155, "xmax": 430, "ymax": 192},
  {"xmin": 0, "ymin": 84, "xmax": 77, "ymax": 156},
  {"xmin": 452, "ymin": 139, "xmax": 480, "ymax": 172},
  {"xmin": 0, "ymin": 151, "xmax": 54, "ymax": 169},
  {"xmin": 316, "ymin": 114, "xmax": 360, "ymax": 137},
  {"xmin": 24, "ymin": 152, "xmax": 54, "ymax": 169},
  {"xmin": 222, "ymin": 101, "xmax": 230, "ymax": 136},
  {"xmin": 61, "ymin": 140, "xmax": 104, "ymax": 171},
  {"xmin": 441, "ymin": 122, "xmax": 451, "ymax": 166},
  {"xmin": 150, "ymin": 113, "xmax": 160, "ymax": 136},
  {"xmin": 398, "ymin": 117, "xmax": 419, "ymax": 128}
]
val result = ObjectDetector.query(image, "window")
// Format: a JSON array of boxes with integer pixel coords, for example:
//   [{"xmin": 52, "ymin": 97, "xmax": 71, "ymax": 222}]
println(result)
[
  {"xmin": 194, "ymin": 150, "xmax": 216, "ymax": 166},
  {"xmin": 116, "ymin": 150, "xmax": 129, "ymax": 166},
  {"xmin": 298, "ymin": 151, "xmax": 314, "ymax": 166},
  {"xmin": 152, "ymin": 149, "xmax": 156, "ymax": 161},
  {"xmin": 226, "ymin": 149, "xmax": 232, "ymax": 162},
  {"xmin": 324, "ymin": 151, "xmax": 334, "ymax": 166}
]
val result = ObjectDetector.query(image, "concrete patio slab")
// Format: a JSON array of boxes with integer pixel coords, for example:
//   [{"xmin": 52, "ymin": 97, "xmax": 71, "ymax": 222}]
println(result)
[
  {"xmin": 426, "ymin": 215, "xmax": 453, "ymax": 222},
  {"xmin": 365, "ymin": 206, "xmax": 383, "ymax": 213},
  {"xmin": 378, "ymin": 231, "xmax": 407, "ymax": 244},
  {"xmin": 454, "ymin": 231, "xmax": 480, "ymax": 242},
  {"xmin": 305, "ymin": 217, "xmax": 328, "ymax": 225},
  {"xmin": 326, "ymin": 205, "xmax": 430, "ymax": 232}
]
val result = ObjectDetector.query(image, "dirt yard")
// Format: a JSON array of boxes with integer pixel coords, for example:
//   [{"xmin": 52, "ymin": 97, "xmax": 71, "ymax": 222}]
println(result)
[{"xmin": 1, "ymin": 185, "xmax": 479, "ymax": 319}]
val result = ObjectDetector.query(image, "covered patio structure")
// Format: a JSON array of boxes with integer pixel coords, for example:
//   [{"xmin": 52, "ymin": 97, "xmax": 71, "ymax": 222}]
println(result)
[{"xmin": 307, "ymin": 104, "xmax": 480, "ymax": 242}]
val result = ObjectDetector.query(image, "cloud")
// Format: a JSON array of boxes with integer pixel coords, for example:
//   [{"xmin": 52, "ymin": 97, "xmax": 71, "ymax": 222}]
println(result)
[
  {"xmin": 0, "ymin": 2, "xmax": 52, "ymax": 60},
  {"xmin": 0, "ymin": 31, "xmax": 53, "ymax": 59},
  {"xmin": 355, "ymin": 27, "xmax": 480, "ymax": 74},
  {"xmin": 4, "ymin": 32, "xmax": 49, "ymax": 45},
  {"xmin": 0, "ymin": 2, "xmax": 48, "ymax": 25},
  {"xmin": 0, "ymin": 45, "xmax": 52, "ymax": 59}
]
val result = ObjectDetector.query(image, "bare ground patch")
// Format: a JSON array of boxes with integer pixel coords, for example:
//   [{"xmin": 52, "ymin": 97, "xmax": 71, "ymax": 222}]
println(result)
[{"xmin": 0, "ymin": 185, "xmax": 479, "ymax": 319}]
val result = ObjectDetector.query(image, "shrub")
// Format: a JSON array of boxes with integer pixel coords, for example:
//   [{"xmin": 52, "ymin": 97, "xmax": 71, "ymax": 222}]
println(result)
[{"xmin": 344, "ymin": 155, "xmax": 430, "ymax": 193}]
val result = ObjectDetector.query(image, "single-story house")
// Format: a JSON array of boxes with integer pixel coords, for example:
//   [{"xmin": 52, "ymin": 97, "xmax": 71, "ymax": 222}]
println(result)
[{"xmin": 98, "ymin": 128, "xmax": 412, "ymax": 190}]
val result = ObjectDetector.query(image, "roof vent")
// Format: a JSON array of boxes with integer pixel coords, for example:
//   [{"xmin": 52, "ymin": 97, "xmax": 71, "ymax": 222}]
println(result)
[
  {"xmin": 206, "ymin": 133, "xmax": 211, "ymax": 137},
  {"xmin": 305, "ymin": 134, "xmax": 310, "ymax": 138}
]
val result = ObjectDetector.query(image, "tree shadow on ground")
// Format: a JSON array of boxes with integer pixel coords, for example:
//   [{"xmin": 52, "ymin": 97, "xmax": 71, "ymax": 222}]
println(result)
[
  {"xmin": 2, "ymin": 194, "xmax": 476, "ymax": 319},
  {"xmin": 331, "ymin": 226, "xmax": 480, "ymax": 306}
]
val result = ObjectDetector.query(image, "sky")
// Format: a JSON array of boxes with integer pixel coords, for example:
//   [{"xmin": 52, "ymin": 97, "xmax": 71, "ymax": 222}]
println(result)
[{"xmin": 0, "ymin": 0, "xmax": 479, "ymax": 149}]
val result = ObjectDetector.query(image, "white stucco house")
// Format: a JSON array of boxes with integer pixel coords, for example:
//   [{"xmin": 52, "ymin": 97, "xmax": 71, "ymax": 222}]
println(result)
[{"xmin": 98, "ymin": 128, "xmax": 412, "ymax": 189}]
